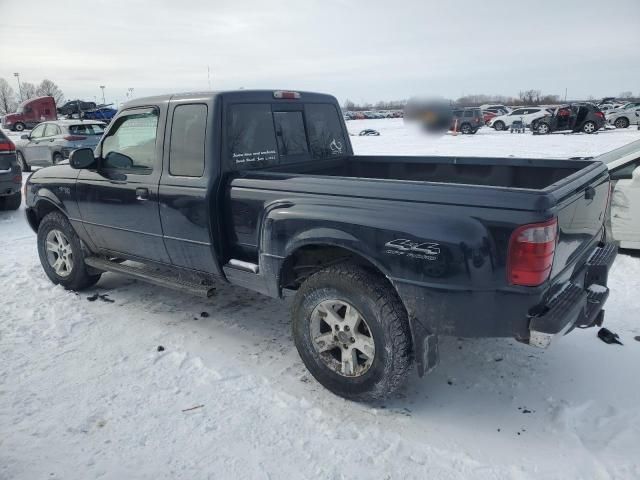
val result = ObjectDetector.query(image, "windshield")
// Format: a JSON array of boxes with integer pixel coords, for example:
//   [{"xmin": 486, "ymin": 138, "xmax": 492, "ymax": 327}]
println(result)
[
  {"xmin": 69, "ymin": 124, "xmax": 106, "ymax": 135},
  {"xmin": 595, "ymin": 139, "xmax": 640, "ymax": 165}
]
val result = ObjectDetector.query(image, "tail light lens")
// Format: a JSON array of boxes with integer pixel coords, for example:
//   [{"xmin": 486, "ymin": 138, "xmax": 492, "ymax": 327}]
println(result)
[
  {"xmin": 64, "ymin": 135, "xmax": 87, "ymax": 141},
  {"xmin": 595, "ymin": 112, "xmax": 605, "ymax": 119},
  {"xmin": 507, "ymin": 218, "xmax": 558, "ymax": 286},
  {"xmin": 13, "ymin": 174, "xmax": 22, "ymax": 184},
  {"xmin": 0, "ymin": 139, "xmax": 16, "ymax": 152}
]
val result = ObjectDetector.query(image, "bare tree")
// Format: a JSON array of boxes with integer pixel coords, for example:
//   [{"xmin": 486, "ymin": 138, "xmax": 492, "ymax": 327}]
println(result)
[
  {"xmin": 619, "ymin": 91, "xmax": 633, "ymax": 99},
  {"xmin": 20, "ymin": 82, "xmax": 38, "ymax": 100},
  {"xmin": 518, "ymin": 89, "xmax": 542, "ymax": 105},
  {"xmin": 36, "ymin": 79, "xmax": 65, "ymax": 104},
  {"xmin": 0, "ymin": 78, "xmax": 18, "ymax": 115}
]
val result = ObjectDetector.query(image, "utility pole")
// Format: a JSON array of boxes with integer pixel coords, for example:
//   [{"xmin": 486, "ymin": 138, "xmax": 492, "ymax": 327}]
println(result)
[
  {"xmin": 564, "ymin": 88, "xmax": 567, "ymax": 102},
  {"xmin": 100, "ymin": 85, "xmax": 106, "ymax": 105},
  {"xmin": 207, "ymin": 66, "xmax": 211, "ymax": 90},
  {"xmin": 13, "ymin": 73, "xmax": 22, "ymax": 102}
]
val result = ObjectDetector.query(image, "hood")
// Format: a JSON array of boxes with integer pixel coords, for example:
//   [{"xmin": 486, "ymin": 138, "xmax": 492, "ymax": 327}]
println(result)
[
  {"xmin": 3, "ymin": 113, "xmax": 20, "ymax": 122},
  {"xmin": 28, "ymin": 162, "xmax": 80, "ymax": 181}
]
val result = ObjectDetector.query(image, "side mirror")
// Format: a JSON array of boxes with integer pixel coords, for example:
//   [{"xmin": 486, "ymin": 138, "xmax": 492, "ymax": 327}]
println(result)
[
  {"xmin": 69, "ymin": 148, "xmax": 96, "ymax": 169},
  {"xmin": 20, "ymin": 134, "xmax": 30, "ymax": 140}
]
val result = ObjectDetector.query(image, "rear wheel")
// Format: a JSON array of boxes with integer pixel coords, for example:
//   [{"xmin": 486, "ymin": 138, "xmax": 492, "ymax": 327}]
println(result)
[
  {"xmin": 13, "ymin": 122, "xmax": 25, "ymax": 132},
  {"xmin": 37, "ymin": 211, "xmax": 101, "ymax": 290},
  {"xmin": 292, "ymin": 263, "xmax": 412, "ymax": 402},
  {"xmin": 3, "ymin": 192, "xmax": 21, "ymax": 210},
  {"xmin": 582, "ymin": 121, "xmax": 597, "ymax": 134},
  {"xmin": 493, "ymin": 120, "xmax": 505, "ymax": 131},
  {"xmin": 614, "ymin": 117, "xmax": 629, "ymax": 129},
  {"xmin": 460, "ymin": 123, "xmax": 472, "ymax": 134},
  {"xmin": 16, "ymin": 151, "xmax": 30, "ymax": 172},
  {"xmin": 536, "ymin": 122, "xmax": 550, "ymax": 134}
]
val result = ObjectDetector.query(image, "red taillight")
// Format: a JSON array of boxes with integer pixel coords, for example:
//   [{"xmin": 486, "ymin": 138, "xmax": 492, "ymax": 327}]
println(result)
[
  {"xmin": 64, "ymin": 135, "xmax": 87, "ymax": 141},
  {"xmin": 273, "ymin": 90, "xmax": 300, "ymax": 99},
  {"xmin": 0, "ymin": 140, "xmax": 16, "ymax": 152},
  {"xmin": 507, "ymin": 218, "xmax": 558, "ymax": 286},
  {"xmin": 13, "ymin": 174, "xmax": 22, "ymax": 184},
  {"xmin": 595, "ymin": 112, "xmax": 605, "ymax": 119}
]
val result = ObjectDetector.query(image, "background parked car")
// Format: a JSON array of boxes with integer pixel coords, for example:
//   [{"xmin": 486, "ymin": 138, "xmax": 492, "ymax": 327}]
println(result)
[
  {"xmin": 451, "ymin": 108, "xmax": 483, "ymax": 134},
  {"xmin": 594, "ymin": 140, "xmax": 640, "ymax": 249},
  {"xmin": 488, "ymin": 107, "xmax": 549, "ymax": 131},
  {"xmin": 482, "ymin": 110, "xmax": 497, "ymax": 124},
  {"xmin": 14, "ymin": 120, "xmax": 106, "ymax": 172},
  {"xmin": 480, "ymin": 104, "xmax": 511, "ymax": 115},
  {"xmin": 57, "ymin": 100, "xmax": 98, "ymax": 118},
  {"xmin": 82, "ymin": 106, "xmax": 118, "ymax": 123},
  {"xmin": 532, "ymin": 103, "xmax": 605, "ymax": 134},
  {"xmin": 1, "ymin": 96, "xmax": 57, "ymax": 132},
  {"xmin": 0, "ymin": 129, "xmax": 22, "ymax": 210},
  {"xmin": 606, "ymin": 104, "xmax": 640, "ymax": 129}
]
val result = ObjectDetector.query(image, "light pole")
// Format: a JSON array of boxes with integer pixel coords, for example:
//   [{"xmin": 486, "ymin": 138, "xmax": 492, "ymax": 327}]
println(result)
[
  {"xmin": 13, "ymin": 73, "xmax": 22, "ymax": 102},
  {"xmin": 99, "ymin": 85, "xmax": 106, "ymax": 105},
  {"xmin": 127, "ymin": 88, "xmax": 134, "ymax": 100}
]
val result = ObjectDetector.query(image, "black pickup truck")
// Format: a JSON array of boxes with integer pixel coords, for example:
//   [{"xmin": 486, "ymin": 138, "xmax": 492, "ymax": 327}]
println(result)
[{"xmin": 24, "ymin": 90, "xmax": 617, "ymax": 401}]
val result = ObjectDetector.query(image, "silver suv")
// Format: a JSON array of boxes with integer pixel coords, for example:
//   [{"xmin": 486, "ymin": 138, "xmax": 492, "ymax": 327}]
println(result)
[{"xmin": 14, "ymin": 120, "xmax": 105, "ymax": 171}]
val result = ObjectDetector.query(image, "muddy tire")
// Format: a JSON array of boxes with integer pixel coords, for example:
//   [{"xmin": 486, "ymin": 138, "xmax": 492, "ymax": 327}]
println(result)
[
  {"xmin": 292, "ymin": 263, "xmax": 412, "ymax": 402},
  {"xmin": 2, "ymin": 192, "xmax": 21, "ymax": 210},
  {"xmin": 16, "ymin": 151, "xmax": 30, "ymax": 172},
  {"xmin": 37, "ymin": 211, "xmax": 101, "ymax": 290}
]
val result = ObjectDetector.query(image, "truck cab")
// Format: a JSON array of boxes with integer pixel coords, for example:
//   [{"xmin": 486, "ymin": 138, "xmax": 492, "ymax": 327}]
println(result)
[{"xmin": 2, "ymin": 96, "xmax": 57, "ymax": 132}]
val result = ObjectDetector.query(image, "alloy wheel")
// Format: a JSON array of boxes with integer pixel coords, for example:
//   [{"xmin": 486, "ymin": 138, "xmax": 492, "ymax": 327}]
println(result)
[
  {"xmin": 45, "ymin": 229, "xmax": 74, "ymax": 277},
  {"xmin": 309, "ymin": 299, "xmax": 375, "ymax": 377}
]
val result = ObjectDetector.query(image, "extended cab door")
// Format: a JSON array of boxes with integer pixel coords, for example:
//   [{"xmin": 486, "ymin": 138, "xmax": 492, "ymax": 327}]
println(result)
[
  {"xmin": 75, "ymin": 106, "xmax": 171, "ymax": 263},
  {"xmin": 157, "ymin": 98, "xmax": 222, "ymax": 275}
]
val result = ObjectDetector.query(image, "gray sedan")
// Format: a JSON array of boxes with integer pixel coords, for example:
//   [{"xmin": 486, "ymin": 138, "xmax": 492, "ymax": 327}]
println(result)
[{"xmin": 15, "ymin": 120, "xmax": 105, "ymax": 171}]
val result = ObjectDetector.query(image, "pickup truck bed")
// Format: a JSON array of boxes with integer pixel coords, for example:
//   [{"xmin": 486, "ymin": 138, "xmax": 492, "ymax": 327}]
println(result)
[{"xmin": 24, "ymin": 89, "xmax": 617, "ymax": 401}]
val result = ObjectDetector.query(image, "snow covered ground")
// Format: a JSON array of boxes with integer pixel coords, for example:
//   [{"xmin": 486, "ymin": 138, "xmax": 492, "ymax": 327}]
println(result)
[{"xmin": 1, "ymin": 121, "xmax": 640, "ymax": 480}]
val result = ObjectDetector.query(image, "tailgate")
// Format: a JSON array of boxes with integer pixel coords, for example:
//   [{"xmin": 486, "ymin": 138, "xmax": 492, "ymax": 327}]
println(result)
[{"xmin": 550, "ymin": 169, "xmax": 610, "ymax": 279}]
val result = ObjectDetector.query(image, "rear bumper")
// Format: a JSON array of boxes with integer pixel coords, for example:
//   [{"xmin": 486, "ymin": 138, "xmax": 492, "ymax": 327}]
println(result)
[{"xmin": 528, "ymin": 242, "xmax": 617, "ymax": 348}]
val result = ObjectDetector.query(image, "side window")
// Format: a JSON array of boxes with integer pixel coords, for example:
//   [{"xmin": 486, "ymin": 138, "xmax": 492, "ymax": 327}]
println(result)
[
  {"xmin": 31, "ymin": 124, "xmax": 46, "ymax": 138},
  {"xmin": 511, "ymin": 109, "xmax": 524, "ymax": 115},
  {"xmin": 305, "ymin": 104, "xmax": 347, "ymax": 159},
  {"xmin": 528, "ymin": 109, "xmax": 540, "ymax": 114},
  {"xmin": 226, "ymin": 104, "xmax": 277, "ymax": 170},
  {"xmin": 169, "ymin": 104, "xmax": 207, "ymax": 177},
  {"xmin": 273, "ymin": 111, "xmax": 308, "ymax": 157},
  {"xmin": 44, "ymin": 124, "xmax": 59, "ymax": 137},
  {"xmin": 102, "ymin": 108, "xmax": 158, "ymax": 172},
  {"xmin": 463, "ymin": 110, "xmax": 473, "ymax": 117}
]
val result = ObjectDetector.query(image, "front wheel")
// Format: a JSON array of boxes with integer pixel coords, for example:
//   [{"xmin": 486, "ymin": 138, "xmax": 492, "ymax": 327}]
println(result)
[
  {"xmin": 13, "ymin": 122, "xmax": 25, "ymax": 132},
  {"xmin": 292, "ymin": 263, "xmax": 412, "ymax": 402},
  {"xmin": 614, "ymin": 117, "xmax": 629, "ymax": 129},
  {"xmin": 493, "ymin": 120, "xmax": 505, "ymax": 131},
  {"xmin": 37, "ymin": 211, "xmax": 101, "ymax": 290},
  {"xmin": 582, "ymin": 121, "xmax": 597, "ymax": 134},
  {"xmin": 53, "ymin": 152, "xmax": 63, "ymax": 164}
]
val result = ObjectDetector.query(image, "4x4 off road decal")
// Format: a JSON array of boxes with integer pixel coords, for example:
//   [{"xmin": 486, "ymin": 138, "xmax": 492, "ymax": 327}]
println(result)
[{"xmin": 384, "ymin": 239, "xmax": 441, "ymax": 261}]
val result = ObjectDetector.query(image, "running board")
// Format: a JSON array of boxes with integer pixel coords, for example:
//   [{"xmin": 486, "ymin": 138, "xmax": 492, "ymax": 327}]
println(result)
[{"xmin": 84, "ymin": 257, "xmax": 215, "ymax": 298}]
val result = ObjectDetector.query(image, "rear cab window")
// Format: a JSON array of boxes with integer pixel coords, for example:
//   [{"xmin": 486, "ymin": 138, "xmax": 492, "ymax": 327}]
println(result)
[{"xmin": 226, "ymin": 102, "xmax": 346, "ymax": 170}]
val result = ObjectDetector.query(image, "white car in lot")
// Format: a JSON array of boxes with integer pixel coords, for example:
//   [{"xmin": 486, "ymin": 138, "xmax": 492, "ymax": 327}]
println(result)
[
  {"xmin": 597, "ymin": 140, "xmax": 640, "ymax": 249},
  {"xmin": 488, "ymin": 107, "xmax": 550, "ymax": 131},
  {"xmin": 606, "ymin": 104, "xmax": 640, "ymax": 129}
]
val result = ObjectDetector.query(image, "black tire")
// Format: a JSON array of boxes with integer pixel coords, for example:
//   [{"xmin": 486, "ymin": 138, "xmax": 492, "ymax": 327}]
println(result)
[
  {"xmin": 16, "ymin": 151, "xmax": 30, "ymax": 172},
  {"xmin": 493, "ymin": 120, "xmax": 505, "ymax": 131},
  {"xmin": 582, "ymin": 121, "xmax": 597, "ymax": 134},
  {"xmin": 470, "ymin": 128, "xmax": 478, "ymax": 134},
  {"xmin": 536, "ymin": 122, "xmax": 551, "ymax": 134},
  {"xmin": 37, "ymin": 211, "xmax": 101, "ymax": 290},
  {"xmin": 460, "ymin": 123, "xmax": 472, "ymax": 135},
  {"xmin": 292, "ymin": 263, "xmax": 412, "ymax": 402},
  {"xmin": 3, "ymin": 192, "xmax": 21, "ymax": 210},
  {"xmin": 614, "ymin": 117, "xmax": 629, "ymax": 129},
  {"xmin": 13, "ymin": 122, "xmax": 25, "ymax": 132},
  {"xmin": 52, "ymin": 152, "xmax": 63, "ymax": 164}
]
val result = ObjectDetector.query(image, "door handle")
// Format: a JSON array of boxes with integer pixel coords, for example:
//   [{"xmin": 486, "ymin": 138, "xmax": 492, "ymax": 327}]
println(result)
[{"xmin": 136, "ymin": 187, "xmax": 149, "ymax": 201}]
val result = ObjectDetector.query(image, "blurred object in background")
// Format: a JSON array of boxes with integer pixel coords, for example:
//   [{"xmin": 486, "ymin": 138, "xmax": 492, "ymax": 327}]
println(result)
[{"xmin": 404, "ymin": 97, "xmax": 453, "ymax": 134}]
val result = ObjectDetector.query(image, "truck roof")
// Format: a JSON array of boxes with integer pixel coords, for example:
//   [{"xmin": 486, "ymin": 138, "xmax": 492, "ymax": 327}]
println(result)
[{"xmin": 121, "ymin": 89, "xmax": 339, "ymax": 110}]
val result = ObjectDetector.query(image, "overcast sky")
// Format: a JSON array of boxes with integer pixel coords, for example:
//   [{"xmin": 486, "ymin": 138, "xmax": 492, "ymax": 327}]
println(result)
[{"xmin": 1, "ymin": 0, "xmax": 638, "ymax": 105}]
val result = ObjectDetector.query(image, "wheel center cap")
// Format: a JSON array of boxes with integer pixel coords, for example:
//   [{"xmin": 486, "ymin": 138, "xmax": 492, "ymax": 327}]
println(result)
[{"xmin": 337, "ymin": 331, "xmax": 350, "ymax": 344}]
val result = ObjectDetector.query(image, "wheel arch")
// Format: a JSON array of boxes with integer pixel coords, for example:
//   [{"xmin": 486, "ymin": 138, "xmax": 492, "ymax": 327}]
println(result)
[{"xmin": 27, "ymin": 196, "xmax": 66, "ymax": 232}]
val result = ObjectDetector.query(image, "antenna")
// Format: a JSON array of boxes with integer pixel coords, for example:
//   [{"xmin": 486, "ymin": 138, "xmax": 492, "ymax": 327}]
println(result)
[{"xmin": 207, "ymin": 66, "xmax": 211, "ymax": 90}]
